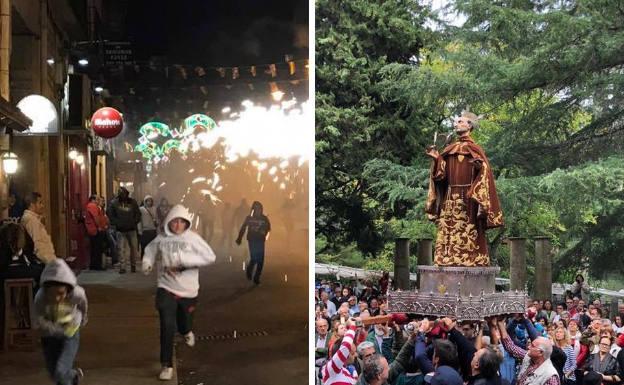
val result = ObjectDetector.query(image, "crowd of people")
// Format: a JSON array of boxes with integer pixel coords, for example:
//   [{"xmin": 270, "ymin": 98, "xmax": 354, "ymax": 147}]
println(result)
[
  {"xmin": 315, "ymin": 276, "xmax": 624, "ymax": 385},
  {"xmin": 0, "ymin": 187, "xmax": 272, "ymax": 383}
]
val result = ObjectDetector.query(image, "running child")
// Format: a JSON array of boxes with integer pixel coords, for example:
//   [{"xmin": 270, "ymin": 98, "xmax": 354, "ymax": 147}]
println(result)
[
  {"xmin": 142, "ymin": 204, "xmax": 216, "ymax": 380},
  {"xmin": 34, "ymin": 259, "xmax": 88, "ymax": 385}
]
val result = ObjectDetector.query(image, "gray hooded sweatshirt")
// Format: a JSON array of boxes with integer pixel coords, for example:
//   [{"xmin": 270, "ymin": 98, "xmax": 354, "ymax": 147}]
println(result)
[
  {"xmin": 142, "ymin": 204, "xmax": 216, "ymax": 298},
  {"xmin": 139, "ymin": 195, "xmax": 158, "ymax": 233},
  {"xmin": 34, "ymin": 259, "xmax": 88, "ymax": 337}
]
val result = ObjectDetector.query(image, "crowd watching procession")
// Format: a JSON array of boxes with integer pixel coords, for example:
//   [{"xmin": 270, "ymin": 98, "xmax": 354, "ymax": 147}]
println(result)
[{"xmin": 315, "ymin": 274, "xmax": 624, "ymax": 385}]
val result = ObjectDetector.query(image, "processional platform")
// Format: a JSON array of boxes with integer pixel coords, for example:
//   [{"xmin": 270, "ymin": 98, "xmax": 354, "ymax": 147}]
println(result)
[{"xmin": 387, "ymin": 265, "xmax": 527, "ymax": 321}]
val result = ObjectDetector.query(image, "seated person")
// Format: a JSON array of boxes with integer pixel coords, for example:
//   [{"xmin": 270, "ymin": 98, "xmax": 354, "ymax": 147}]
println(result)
[{"xmin": 0, "ymin": 221, "xmax": 44, "ymax": 284}]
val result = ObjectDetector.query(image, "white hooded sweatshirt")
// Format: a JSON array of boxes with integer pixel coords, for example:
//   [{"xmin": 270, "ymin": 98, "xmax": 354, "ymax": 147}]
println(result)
[
  {"xmin": 34, "ymin": 259, "xmax": 88, "ymax": 337},
  {"xmin": 142, "ymin": 204, "xmax": 216, "ymax": 298}
]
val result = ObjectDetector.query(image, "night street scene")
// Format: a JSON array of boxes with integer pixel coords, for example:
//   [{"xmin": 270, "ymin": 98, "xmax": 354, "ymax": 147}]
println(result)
[{"xmin": 0, "ymin": 0, "xmax": 309, "ymax": 384}]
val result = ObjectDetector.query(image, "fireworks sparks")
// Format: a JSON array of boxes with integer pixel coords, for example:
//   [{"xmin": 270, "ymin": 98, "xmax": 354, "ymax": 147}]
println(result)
[{"xmin": 135, "ymin": 99, "xmax": 309, "ymax": 218}]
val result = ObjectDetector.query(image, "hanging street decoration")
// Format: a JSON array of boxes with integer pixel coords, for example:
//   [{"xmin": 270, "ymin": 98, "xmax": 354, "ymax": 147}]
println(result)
[
  {"xmin": 91, "ymin": 107, "xmax": 124, "ymax": 138},
  {"xmin": 118, "ymin": 59, "xmax": 307, "ymax": 83},
  {"xmin": 134, "ymin": 114, "xmax": 217, "ymax": 164}
]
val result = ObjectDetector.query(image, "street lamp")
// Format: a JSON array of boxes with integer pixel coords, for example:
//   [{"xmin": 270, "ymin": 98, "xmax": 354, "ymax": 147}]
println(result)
[
  {"xmin": 78, "ymin": 58, "xmax": 89, "ymax": 66},
  {"xmin": 271, "ymin": 90, "xmax": 285, "ymax": 102},
  {"xmin": 68, "ymin": 148, "xmax": 78, "ymax": 160},
  {"xmin": 1, "ymin": 152, "xmax": 19, "ymax": 175},
  {"xmin": 94, "ymin": 86, "xmax": 104, "ymax": 93}
]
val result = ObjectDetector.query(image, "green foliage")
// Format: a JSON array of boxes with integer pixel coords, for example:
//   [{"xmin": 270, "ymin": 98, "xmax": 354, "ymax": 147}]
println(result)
[
  {"xmin": 316, "ymin": 0, "xmax": 624, "ymax": 283},
  {"xmin": 363, "ymin": 246, "xmax": 394, "ymax": 272},
  {"xmin": 316, "ymin": 0, "xmax": 436, "ymax": 256}
]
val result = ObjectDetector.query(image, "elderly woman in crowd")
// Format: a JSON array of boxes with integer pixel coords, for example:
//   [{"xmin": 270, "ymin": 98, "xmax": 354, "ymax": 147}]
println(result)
[{"xmin": 585, "ymin": 336, "xmax": 620, "ymax": 384}]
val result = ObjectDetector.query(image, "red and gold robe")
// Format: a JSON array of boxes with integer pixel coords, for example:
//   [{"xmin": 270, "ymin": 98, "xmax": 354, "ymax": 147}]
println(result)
[{"xmin": 425, "ymin": 136, "xmax": 503, "ymax": 266}]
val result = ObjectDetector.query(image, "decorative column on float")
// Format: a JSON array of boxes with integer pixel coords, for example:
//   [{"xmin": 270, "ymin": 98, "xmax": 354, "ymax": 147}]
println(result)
[
  {"xmin": 508, "ymin": 237, "xmax": 527, "ymax": 292},
  {"xmin": 417, "ymin": 238, "xmax": 433, "ymax": 266},
  {"xmin": 416, "ymin": 238, "xmax": 433, "ymax": 287},
  {"xmin": 394, "ymin": 238, "xmax": 410, "ymax": 290},
  {"xmin": 534, "ymin": 236, "xmax": 553, "ymax": 300}
]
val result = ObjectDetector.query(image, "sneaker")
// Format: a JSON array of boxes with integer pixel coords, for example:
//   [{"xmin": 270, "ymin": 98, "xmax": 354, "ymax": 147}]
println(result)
[
  {"xmin": 184, "ymin": 331, "xmax": 195, "ymax": 347},
  {"xmin": 73, "ymin": 368, "xmax": 84, "ymax": 385},
  {"xmin": 253, "ymin": 278, "xmax": 260, "ymax": 285},
  {"xmin": 158, "ymin": 366, "xmax": 173, "ymax": 381},
  {"xmin": 119, "ymin": 268, "xmax": 126, "ymax": 274}
]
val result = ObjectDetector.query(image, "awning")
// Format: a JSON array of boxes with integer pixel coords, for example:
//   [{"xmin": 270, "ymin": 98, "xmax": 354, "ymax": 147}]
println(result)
[
  {"xmin": 315, "ymin": 263, "xmax": 624, "ymax": 298},
  {"xmin": 0, "ymin": 96, "xmax": 32, "ymax": 132}
]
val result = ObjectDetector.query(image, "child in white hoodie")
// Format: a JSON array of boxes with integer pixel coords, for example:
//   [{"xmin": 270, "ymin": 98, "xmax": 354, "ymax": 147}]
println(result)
[
  {"xmin": 34, "ymin": 259, "xmax": 88, "ymax": 385},
  {"xmin": 142, "ymin": 204, "xmax": 216, "ymax": 381}
]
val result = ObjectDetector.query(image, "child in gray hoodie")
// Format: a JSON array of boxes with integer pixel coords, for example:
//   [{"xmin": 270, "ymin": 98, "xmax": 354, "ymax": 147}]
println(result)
[
  {"xmin": 34, "ymin": 259, "xmax": 88, "ymax": 385},
  {"xmin": 143, "ymin": 204, "xmax": 216, "ymax": 380}
]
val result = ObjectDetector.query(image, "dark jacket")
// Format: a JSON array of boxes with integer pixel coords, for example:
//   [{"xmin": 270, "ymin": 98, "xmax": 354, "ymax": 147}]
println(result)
[
  {"xmin": 315, "ymin": 332, "xmax": 332, "ymax": 361},
  {"xmin": 550, "ymin": 345, "xmax": 566, "ymax": 380},
  {"xmin": 585, "ymin": 352, "xmax": 620, "ymax": 378},
  {"xmin": 107, "ymin": 197, "xmax": 141, "ymax": 232},
  {"xmin": 0, "ymin": 222, "xmax": 37, "ymax": 269},
  {"xmin": 467, "ymin": 375, "xmax": 511, "ymax": 385},
  {"xmin": 392, "ymin": 331, "xmax": 420, "ymax": 374},
  {"xmin": 366, "ymin": 330, "xmax": 395, "ymax": 363},
  {"xmin": 448, "ymin": 327, "xmax": 477, "ymax": 380},
  {"xmin": 429, "ymin": 366, "xmax": 463, "ymax": 385},
  {"xmin": 356, "ymin": 338, "xmax": 416, "ymax": 385},
  {"xmin": 617, "ymin": 348, "xmax": 624, "ymax": 381},
  {"xmin": 237, "ymin": 214, "xmax": 270, "ymax": 242}
]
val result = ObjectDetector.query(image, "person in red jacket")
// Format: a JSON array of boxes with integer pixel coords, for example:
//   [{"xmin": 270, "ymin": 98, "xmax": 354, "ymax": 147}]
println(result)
[{"xmin": 85, "ymin": 195, "xmax": 106, "ymax": 270}]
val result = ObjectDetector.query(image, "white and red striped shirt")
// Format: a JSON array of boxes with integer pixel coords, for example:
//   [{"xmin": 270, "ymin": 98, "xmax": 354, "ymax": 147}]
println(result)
[{"xmin": 322, "ymin": 326, "xmax": 358, "ymax": 385}]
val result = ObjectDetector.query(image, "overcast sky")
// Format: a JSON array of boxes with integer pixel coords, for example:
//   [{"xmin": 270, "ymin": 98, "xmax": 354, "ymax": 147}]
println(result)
[{"xmin": 425, "ymin": 0, "xmax": 467, "ymax": 28}]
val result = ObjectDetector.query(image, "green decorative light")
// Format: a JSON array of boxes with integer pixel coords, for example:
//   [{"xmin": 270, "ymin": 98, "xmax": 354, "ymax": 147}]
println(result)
[
  {"xmin": 135, "ymin": 115, "xmax": 216, "ymax": 163},
  {"xmin": 139, "ymin": 121, "xmax": 171, "ymax": 138},
  {"xmin": 162, "ymin": 139, "xmax": 183, "ymax": 155},
  {"xmin": 183, "ymin": 114, "xmax": 216, "ymax": 136}
]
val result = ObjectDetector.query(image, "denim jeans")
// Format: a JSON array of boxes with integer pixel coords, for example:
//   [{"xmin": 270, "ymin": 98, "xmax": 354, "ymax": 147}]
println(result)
[
  {"xmin": 155, "ymin": 288, "xmax": 197, "ymax": 367},
  {"xmin": 246, "ymin": 239, "xmax": 265, "ymax": 282},
  {"xmin": 41, "ymin": 332, "xmax": 80, "ymax": 385},
  {"xmin": 117, "ymin": 230, "xmax": 139, "ymax": 270}
]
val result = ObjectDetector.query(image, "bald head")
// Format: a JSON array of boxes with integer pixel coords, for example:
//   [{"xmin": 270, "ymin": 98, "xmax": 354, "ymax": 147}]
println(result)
[{"xmin": 316, "ymin": 319, "xmax": 329, "ymax": 336}]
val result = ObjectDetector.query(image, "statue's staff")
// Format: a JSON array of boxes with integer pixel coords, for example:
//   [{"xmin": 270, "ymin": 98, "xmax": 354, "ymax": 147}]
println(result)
[{"xmin": 431, "ymin": 129, "xmax": 455, "ymax": 150}]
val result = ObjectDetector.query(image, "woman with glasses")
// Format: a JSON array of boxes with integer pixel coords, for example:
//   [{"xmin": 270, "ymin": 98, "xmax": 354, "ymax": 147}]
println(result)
[{"xmin": 584, "ymin": 336, "xmax": 621, "ymax": 384}]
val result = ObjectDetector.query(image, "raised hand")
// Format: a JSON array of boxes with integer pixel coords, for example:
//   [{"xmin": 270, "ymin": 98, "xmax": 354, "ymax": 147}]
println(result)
[
  {"xmin": 440, "ymin": 317, "xmax": 456, "ymax": 331},
  {"xmin": 425, "ymin": 145, "xmax": 439, "ymax": 160}
]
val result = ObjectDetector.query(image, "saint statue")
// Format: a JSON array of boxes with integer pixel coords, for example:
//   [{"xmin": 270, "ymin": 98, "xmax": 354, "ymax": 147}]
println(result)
[{"xmin": 425, "ymin": 111, "xmax": 503, "ymax": 267}]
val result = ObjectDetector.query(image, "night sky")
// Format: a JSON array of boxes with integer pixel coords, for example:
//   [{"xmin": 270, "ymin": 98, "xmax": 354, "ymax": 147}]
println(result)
[{"xmin": 125, "ymin": 0, "xmax": 308, "ymax": 65}]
